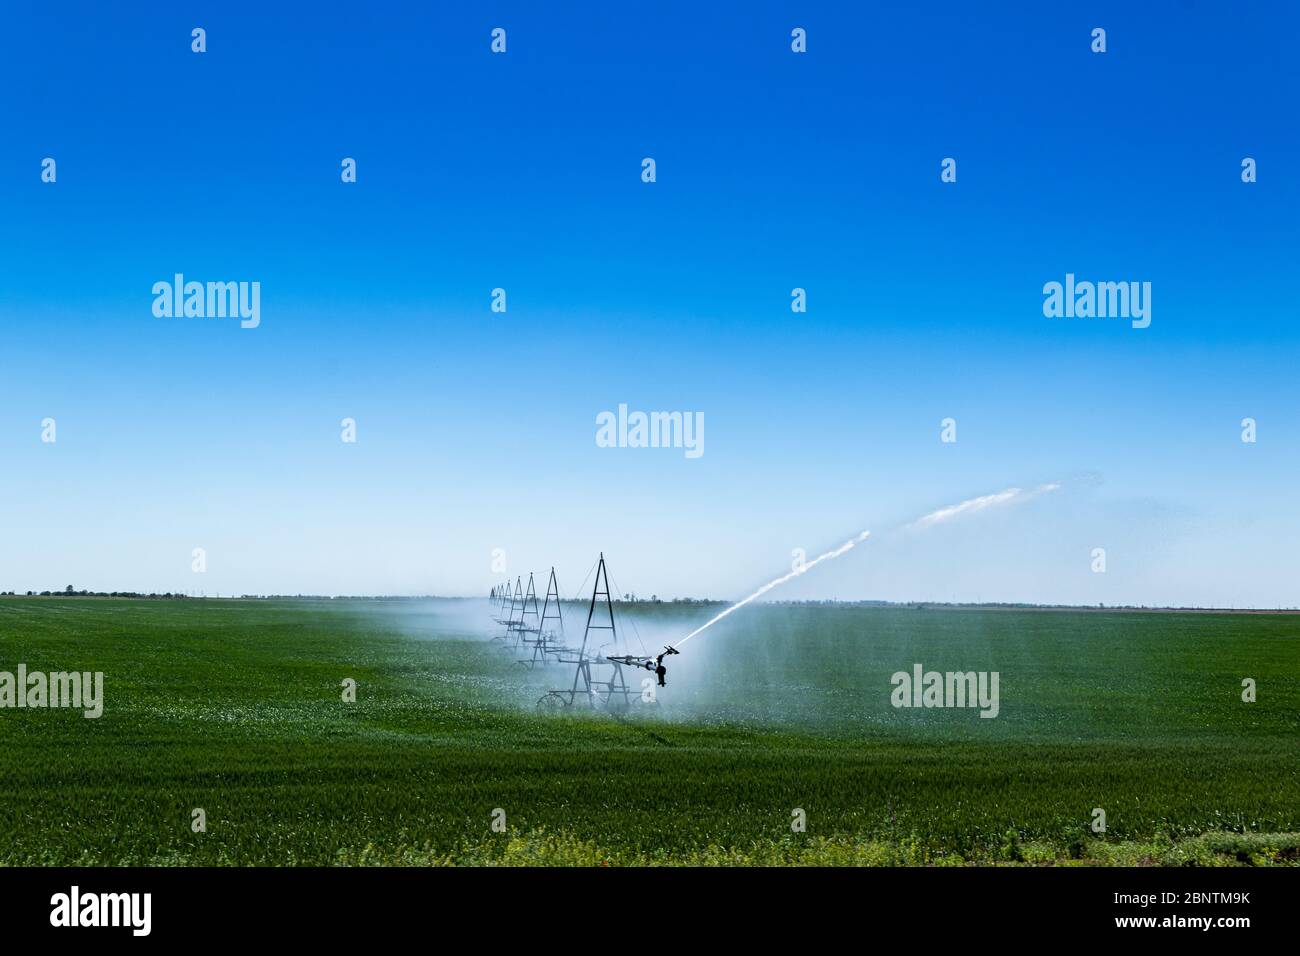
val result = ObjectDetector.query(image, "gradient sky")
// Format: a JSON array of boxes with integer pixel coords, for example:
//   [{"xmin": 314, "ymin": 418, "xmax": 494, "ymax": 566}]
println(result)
[{"xmin": 1, "ymin": 1, "xmax": 1296, "ymax": 606}]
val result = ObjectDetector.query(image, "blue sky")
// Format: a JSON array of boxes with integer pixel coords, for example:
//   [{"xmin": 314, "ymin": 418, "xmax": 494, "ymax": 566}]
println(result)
[{"xmin": 0, "ymin": 1, "xmax": 1296, "ymax": 605}]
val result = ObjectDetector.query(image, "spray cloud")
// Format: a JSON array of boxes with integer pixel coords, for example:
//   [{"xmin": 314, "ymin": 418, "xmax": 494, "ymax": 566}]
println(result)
[{"xmin": 675, "ymin": 481, "xmax": 1065, "ymax": 649}]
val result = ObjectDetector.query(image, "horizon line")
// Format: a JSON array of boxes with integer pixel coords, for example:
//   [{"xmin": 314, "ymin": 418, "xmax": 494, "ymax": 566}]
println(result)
[{"xmin": 3, "ymin": 591, "xmax": 1297, "ymax": 614}]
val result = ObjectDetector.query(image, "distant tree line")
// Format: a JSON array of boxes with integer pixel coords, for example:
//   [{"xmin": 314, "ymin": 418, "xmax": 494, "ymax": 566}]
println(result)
[{"xmin": 0, "ymin": 586, "xmax": 192, "ymax": 599}]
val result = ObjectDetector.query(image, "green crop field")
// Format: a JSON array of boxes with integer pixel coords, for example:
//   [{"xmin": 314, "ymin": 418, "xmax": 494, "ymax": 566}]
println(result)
[{"xmin": 1, "ymin": 596, "xmax": 1297, "ymax": 866}]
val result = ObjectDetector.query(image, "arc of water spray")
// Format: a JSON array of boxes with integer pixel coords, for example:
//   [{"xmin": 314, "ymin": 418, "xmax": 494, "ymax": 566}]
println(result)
[
  {"xmin": 907, "ymin": 482, "xmax": 1060, "ymax": 530},
  {"xmin": 673, "ymin": 482, "xmax": 1064, "ymax": 649},
  {"xmin": 674, "ymin": 530, "xmax": 871, "ymax": 648}
]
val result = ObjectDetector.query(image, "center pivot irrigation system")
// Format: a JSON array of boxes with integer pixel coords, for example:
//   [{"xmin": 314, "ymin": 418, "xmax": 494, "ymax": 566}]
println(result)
[
  {"xmin": 484, "ymin": 486, "xmax": 1053, "ymax": 714},
  {"xmin": 485, "ymin": 522, "xmax": 892, "ymax": 713},
  {"xmin": 487, "ymin": 554, "xmax": 676, "ymax": 713}
]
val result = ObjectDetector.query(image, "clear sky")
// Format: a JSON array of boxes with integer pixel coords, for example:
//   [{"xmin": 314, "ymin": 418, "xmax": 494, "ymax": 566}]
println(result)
[{"xmin": 1, "ymin": 2, "xmax": 1296, "ymax": 606}]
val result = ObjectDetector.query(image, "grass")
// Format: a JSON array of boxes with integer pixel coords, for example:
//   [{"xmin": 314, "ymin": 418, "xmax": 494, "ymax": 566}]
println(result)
[{"xmin": 0, "ymin": 597, "xmax": 1296, "ymax": 865}]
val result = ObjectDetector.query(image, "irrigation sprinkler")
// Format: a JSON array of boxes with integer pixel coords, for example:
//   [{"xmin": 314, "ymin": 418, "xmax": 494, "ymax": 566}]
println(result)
[
  {"xmin": 518, "ymin": 566, "xmax": 569, "ymax": 669},
  {"xmin": 495, "ymin": 579, "xmax": 513, "ymax": 623},
  {"xmin": 508, "ymin": 572, "xmax": 542, "ymax": 652},
  {"xmin": 537, "ymin": 553, "xmax": 638, "ymax": 713},
  {"xmin": 606, "ymin": 645, "xmax": 678, "ymax": 689},
  {"xmin": 491, "ymin": 576, "xmax": 523, "ymax": 642}
]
